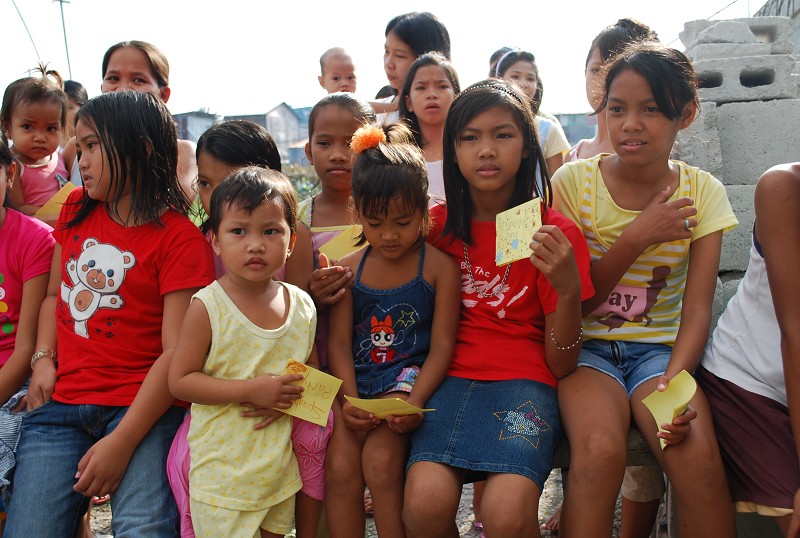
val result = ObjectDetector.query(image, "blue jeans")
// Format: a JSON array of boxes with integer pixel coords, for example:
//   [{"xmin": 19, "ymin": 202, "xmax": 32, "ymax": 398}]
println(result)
[{"xmin": 5, "ymin": 401, "xmax": 183, "ymax": 537}]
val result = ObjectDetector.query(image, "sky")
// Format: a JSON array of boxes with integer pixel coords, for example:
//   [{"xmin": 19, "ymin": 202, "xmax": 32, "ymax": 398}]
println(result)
[{"xmin": 1, "ymin": 0, "xmax": 760, "ymax": 117}]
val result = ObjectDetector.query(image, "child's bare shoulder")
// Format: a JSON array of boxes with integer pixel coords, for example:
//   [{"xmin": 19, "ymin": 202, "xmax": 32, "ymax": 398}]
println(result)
[
  {"xmin": 423, "ymin": 244, "xmax": 459, "ymax": 281},
  {"xmin": 337, "ymin": 245, "xmax": 369, "ymax": 272}
]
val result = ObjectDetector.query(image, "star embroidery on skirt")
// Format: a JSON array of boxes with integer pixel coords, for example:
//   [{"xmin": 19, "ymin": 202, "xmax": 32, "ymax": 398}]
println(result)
[{"xmin": 493, "ymin": 401, "xmax": 551, "ymax": 448}]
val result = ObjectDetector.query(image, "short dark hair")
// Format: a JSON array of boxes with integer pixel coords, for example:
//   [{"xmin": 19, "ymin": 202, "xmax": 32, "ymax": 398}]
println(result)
[
  {"xmin": 64, "ymin": 80, "xmax": 89, "ymax": 107},
  {"xmin": 398, "ymin": 52, "xmax": 460, "ymax": 148},
  {"xmin": 1, "ymin": 66, "xmax": 68, "ymax": 131},
  {"xmin": 385, "ymin": 12, "xmax": 451, "ymax": 59},
  {"xmin": 208, "ymin": 166, "xmax": 297, "ymax": 235},
  {"xmin": 599, "ymin": 42, "xmax": 699, "ymax": 121},
  {"xmin": 588, "ymin": 18, "xmax": 658, "ymax": 66},
  {"xmin": 308, "ymin": 93, "xmax": 375, "ymax": 140},
  {"xmin": 0, "ymin": 131, "xmax": 12, "ymax": 167},
  {"xmin": 351, "ymin": 122, "xmax": 430, "ymax": 245},
  {"xmin": 491, "ymin": 49, "xmax": 542, "ymax": 114},
  {"xmin": 442, "ymin": 80, "xmax": 550, "ymax": 245},
  {"xmin": 197, "ymin": 120, "xmax": 281, "ymax": 172}
]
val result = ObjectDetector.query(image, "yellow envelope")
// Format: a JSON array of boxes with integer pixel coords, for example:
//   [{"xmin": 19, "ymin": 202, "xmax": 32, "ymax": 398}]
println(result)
[
  {"xmin": 641, "ymin": 370, "xmax": 697, "ymax": 449},
  {"xmin": 35, "ymin": 183, "xmax": 76, "ymax": 217},
  {"xmin": 495, "ymin": 198, "xmax": 542, "ymax": 266},
  {"xmin": 317, "ymin": 225, "xmax": 362, "ymax": 261},
  {"xmin": 276, "ymin": 360, "xmax": 342, "ymax": 427},
  {"xmin": 344, "ymin": 395, "xmax": 434, "ymax": 420}
]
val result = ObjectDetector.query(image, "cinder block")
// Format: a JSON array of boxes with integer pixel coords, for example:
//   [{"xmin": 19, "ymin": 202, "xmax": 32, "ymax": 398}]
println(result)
[
  {"xmin": 697, "ymin": 21, "xmax": 757, "ymax": 44},
  {"xmin": 715, "ymin": 100, "xmax": 800, "ymax": 185},
  {"xmin": 688, "ymin": 42, "xmax": 771, "ymax": 61},
  {"xmin": 675, "ymin": 102, "xmax": 722, "ymax": 179},
  {"xmin": 719, "ymin": 185, "xmax": 755, "ymax": 273},
  {"xmin": 695, "ymin": 55, "xmax": 797, "ymax": 104},
  {"xmin": 681, "ymin": 16, "xmax": 791, "ymax": 50}
]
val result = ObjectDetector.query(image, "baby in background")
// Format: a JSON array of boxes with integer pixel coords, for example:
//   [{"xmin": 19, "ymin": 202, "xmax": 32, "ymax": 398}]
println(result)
[{"xmin": 319, "ymin": 47, "xmax": 357, "ymax": 94}]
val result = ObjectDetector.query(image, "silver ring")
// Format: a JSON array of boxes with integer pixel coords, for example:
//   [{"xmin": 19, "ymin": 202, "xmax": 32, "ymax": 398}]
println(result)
[{"xmin": 684, "ymin": 218, "xmax": 690, "ymax": 231}]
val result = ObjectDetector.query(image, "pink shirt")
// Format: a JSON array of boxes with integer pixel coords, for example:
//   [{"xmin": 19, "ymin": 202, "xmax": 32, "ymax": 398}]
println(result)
[
  {"xmin": 20, "ymin": 151, "xmax": 69, "ymax": 207},
  {"xmin": 0, "ymin": 210, "xmax": 55, "ymax": 365}
]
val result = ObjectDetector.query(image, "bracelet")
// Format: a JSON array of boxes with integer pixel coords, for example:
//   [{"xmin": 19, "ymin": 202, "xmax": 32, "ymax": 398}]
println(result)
[
  {"xmin": 550, "ymin": 327, "xmax": 583, "ymax": 351},
  {"xmin": 30, "ymin": 349, "xmax": 57, "ymax": 369}
]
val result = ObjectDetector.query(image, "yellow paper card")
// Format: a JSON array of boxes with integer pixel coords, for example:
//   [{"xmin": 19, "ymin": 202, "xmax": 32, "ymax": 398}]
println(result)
[
  {"xmin": 344, "ymin": 395, "xmax": 434, "ymax": 420},
  {"xmin": 642, "ymin": 370, "xmax": 697, "ymax": 449},
  {"xmin": 34, "ymin": 183, "xmax": 76, "ymax": 217},
  {"xmin": 317, "ymin": 225, "xmax": 362, "ymax": 261},
  {"xmin": 277, "ymin": 360, "xmax": 342, "ymax": 427},
  {"xmin": 495, "ymin": 198, "xmax": 542, "ymax": 266}
]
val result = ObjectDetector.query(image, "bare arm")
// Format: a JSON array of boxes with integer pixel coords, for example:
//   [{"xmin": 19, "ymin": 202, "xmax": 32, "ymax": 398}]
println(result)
[
  {"xmin": 7, "ymin": 162, "xmax": 40, "ymax": 216},
  {"xmin": 168, "ymin": 298, "xmax": 302, "ymax": 407},
  {"xmin": 545, "ymin": 153, "xmax": 563, "ymax": 177},
  {"xmin": 664, "ymin": 231, "xmax": 722, "ymax": 379},
  {"xmin": 405, "ymin": 250, "xmax": 459, "ymax": 409},
  {"xmin": 283, "ymin": 223, "xmax": 313, "ymax": 293},
  {"xmin": 27, "ymin": 245, "xmax": 62, "ymax": 410},
  {"xmin": 73, "ymin": 287, "xmax": 200, "ymax": 497},
  {"xmin": 582, "ymin": 186, "xmax": 697, "ymax": 314},
  {"xmin": 0, "ymin": 273, "xmax": 48, "ymax": 404},
  {"xmin": 62, "ymin": 138, "xmax": 77, "ymax": 172},
  {"xmin": 326, "ymin": 283, "xmax": 357, "ymax": 399},
  {"xmin": 177, "ymin": 139, "xmax": 198, "ymax": 205},
  {"xmin": 531, "ymin": 225, "xmax": 584, "ymax": 378},
  {"xmin": 753, "ymin": 165, "xmax": 800, "ymax": 534}
]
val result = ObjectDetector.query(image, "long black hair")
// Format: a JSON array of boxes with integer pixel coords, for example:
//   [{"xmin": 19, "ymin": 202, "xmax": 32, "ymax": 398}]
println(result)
[
  {"xmin": 441, "ymin": 80, "xmax": 550, "ymax": 245},
  {"xmin": 398, "ymin": 52, "xmax": 460, "ymax": 148},
  {"xmin": 66, "ymin": 91, "xmax": 185, "ymax": 228}
]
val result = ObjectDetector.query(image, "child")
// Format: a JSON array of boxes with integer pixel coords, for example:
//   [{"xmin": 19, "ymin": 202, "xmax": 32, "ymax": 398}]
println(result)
[
  {"xmin": 167, "ymin": 119, "xmax": 320, "ymax": 538},
  {"xmin": 302, "ymin": 93, "xmax": 375, "ymax": 349},
  {"xmin": 398, "ymin": 52, "xmax": 460, "ymax": 201},
  {"xmin": 0, "ymin": 131, "xmax": 54, "ymax": 496},
  {"xmin": 325, "ymin": 122, "xmax": 460, "ymax": 538},
  {"xmin": 376, "ymin": 12, "xmax": 451, "ymax": 123},
  {"xmin": 4, "ymin": 90, "xmax": 215, "ymax": 536},
  {"xmin": 168, "ymin": 167, "xmax": 316, "ymax": 538},
  {"xmin": 551, "ymin": 42, "xmax": 737, "ymax": 537},
  {"xmin": 402, "ymin": 80, "xmax": 594, "ymax": 538},
  {"xmin": 698, "ymin": 163, "xmax": 800, "ymax": 536},
  {"xmin": 543, "ymin": 19, "xmax": 661, "ymax": 538},
  {"xmin": 492, "ymin": 49, "xmax": 570, "ymax": 176},
  {"xmin": 318, "ymin": 47, "xmax": 357, "ymax": 94},
  {"xmin": 568, "ymin": 19, "xmax": 658, "ymax": 162},
  {"xmin": 1, "ymin": 67, "xmax": 69, "ymax": 216}
]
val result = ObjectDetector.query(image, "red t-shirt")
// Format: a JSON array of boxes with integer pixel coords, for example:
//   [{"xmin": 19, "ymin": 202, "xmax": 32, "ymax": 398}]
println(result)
[
  {"xmin": 429, "ymin": 203, "xmax": 593, "ymax": 387},
  {"xmin": 53, "ymin": 189, "xmax": 215, "ymax": 405}
]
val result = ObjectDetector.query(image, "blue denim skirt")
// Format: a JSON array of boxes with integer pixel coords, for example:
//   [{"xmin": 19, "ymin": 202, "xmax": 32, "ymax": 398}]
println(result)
[{"xmin": 408, "ymin": 376, "xmax": 561, "ymax": 490}]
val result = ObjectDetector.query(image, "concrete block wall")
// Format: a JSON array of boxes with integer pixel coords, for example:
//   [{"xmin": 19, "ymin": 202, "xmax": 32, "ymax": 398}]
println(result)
[{"xmin": 676, "ymin": 16, "xmax": 800, "ymax": 327}]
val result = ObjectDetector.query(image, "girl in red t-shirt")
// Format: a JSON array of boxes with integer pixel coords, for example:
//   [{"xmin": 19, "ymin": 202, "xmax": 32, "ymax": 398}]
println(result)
[
  {"xmin": 402, "ymin": 80, "xmax": 593, "ymax": 538},
  {"xmin": 5, "ymin": 90, "xmax": 215, "ymax": 536}
]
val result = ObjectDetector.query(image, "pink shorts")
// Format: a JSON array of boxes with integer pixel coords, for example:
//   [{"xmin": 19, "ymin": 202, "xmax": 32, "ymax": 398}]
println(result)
[{"xmin": 166, "ymin": 411, "xmax": 334, "ymax": 538}]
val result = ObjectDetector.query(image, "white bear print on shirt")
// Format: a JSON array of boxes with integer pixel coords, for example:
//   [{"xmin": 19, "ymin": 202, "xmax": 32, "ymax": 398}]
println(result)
[{"xmin": 61, "ymin": 238, "xmax": 136, "ymax": 338}]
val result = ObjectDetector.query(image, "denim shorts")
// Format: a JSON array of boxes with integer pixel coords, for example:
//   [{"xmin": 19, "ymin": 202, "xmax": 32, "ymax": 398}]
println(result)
[
  {"xmin": 578, "ymin": 339, "xmax": 671, "ymax": 397},
  {"xmin": 408, "ymin": 376, "xmax": 561, "ymax": 490}
]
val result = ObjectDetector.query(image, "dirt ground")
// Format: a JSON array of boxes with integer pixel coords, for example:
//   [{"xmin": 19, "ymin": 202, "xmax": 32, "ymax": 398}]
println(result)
[{"xmin": 90, "ymin": 469, "xmax": 660, "ymax": 537}]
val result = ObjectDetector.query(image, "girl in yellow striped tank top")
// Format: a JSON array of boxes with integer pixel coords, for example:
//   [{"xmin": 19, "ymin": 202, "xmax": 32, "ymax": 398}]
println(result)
[{"xmin": 551, "ymin": 42, "xmax": 738, "ymax": 537}]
